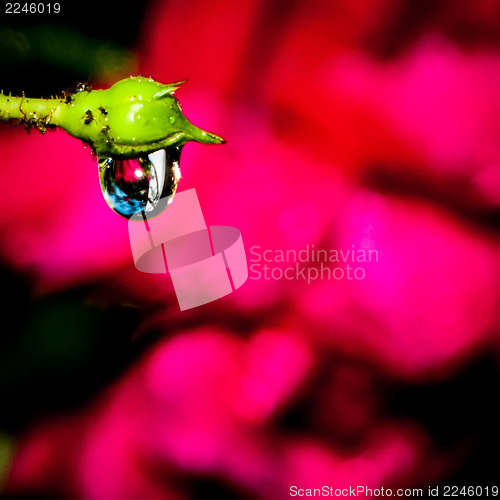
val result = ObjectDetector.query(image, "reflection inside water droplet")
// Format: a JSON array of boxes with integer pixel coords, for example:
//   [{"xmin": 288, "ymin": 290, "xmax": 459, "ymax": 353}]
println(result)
[{"xmin": 99, "ymin": 146, "xmax": 182, "ymax": 218}]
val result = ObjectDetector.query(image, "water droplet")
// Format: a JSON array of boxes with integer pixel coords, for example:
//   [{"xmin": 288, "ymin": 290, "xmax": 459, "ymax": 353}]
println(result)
[
  {"xmin": 169, "ymin": 116, "xmax": 175, "ymax": 124},
  {"xmin": 99, "ymin": 146, "xmax": 182, "ymax": 218}
]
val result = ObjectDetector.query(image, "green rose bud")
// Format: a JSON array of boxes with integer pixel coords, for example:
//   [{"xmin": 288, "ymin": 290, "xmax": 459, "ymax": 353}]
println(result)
[
  {"xmin": 58, "ymin": 76, "xmax": 224, "ymax": 158},
  {"xmin": 0, "ymin": 76, "xmax": 225, "ymax": 218}
]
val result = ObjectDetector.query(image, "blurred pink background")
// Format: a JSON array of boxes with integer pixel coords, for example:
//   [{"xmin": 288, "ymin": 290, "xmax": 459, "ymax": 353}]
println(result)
[{"xmin": 0, "ymin": 0, "xmax": 499, "ymax": 498}]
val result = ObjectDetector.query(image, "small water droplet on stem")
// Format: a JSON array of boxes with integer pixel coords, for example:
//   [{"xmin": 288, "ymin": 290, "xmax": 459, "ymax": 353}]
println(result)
[{"xmin": 98, "ymin": 146, "xmax": 182, "ymax": 218}]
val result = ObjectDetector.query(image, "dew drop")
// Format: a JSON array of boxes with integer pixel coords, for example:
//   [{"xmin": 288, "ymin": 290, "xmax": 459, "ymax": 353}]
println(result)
[{"xmin": 98, "ymin": 146, "xmax": 182, "ymax": 218}]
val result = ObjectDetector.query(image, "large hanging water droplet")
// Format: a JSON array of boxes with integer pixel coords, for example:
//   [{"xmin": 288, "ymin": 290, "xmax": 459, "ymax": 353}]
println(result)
[{"xmin": 99, "ymin": 146, "xmax": 182, "ymax": 218}]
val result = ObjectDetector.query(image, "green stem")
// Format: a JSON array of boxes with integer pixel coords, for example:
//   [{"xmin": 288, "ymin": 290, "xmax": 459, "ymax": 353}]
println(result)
[
  {"xmin": 0, "ymin": 93, "xmax": 64, "ymax": 132},
  {"xmin": 0, "ymin": 77, "xmax": 224, "ymax": 157}
]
